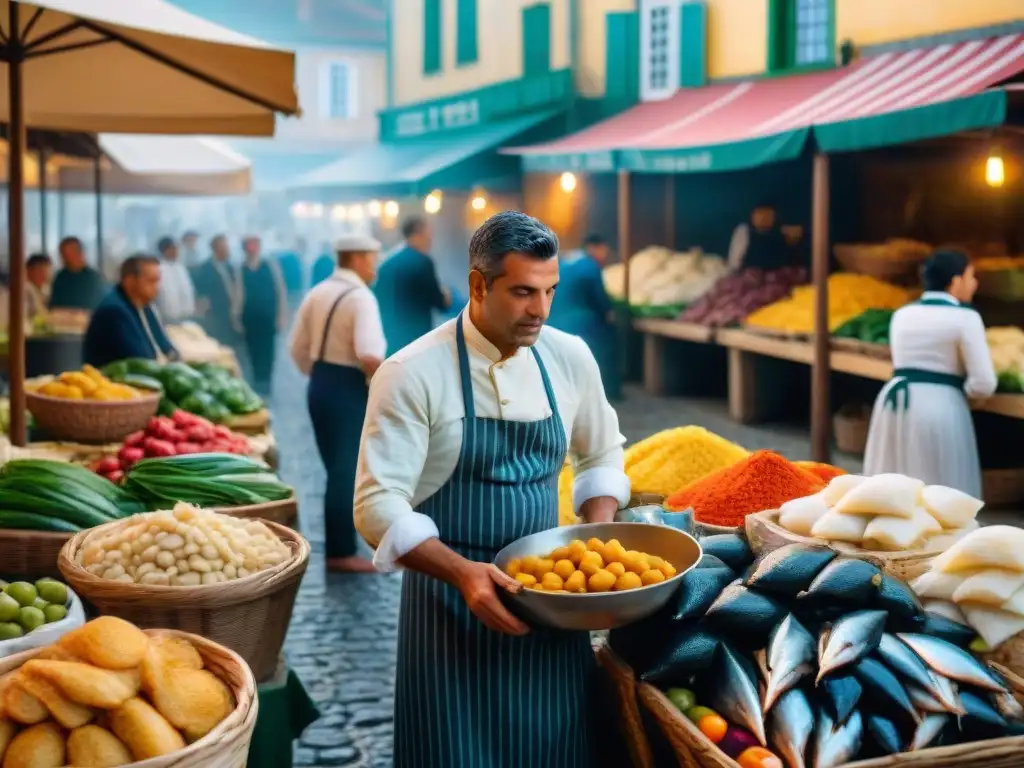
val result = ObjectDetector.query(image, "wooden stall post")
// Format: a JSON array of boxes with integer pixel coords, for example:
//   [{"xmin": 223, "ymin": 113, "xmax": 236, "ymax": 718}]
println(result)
[
  {"xmin": 38, "ymin": 148, "xmax": 48, "ymax": 254},
  {"xmin": 7, "ymin": 0, "xmax": 28, "ymax": 446},
  {"xmin": 810, "ymin": 153, "xmax": 831, "ymax": 462},
  {"xmin": 664, "ymin": 175, "xmax": 675, "ymax": 249},
  {"xmin": 94, "ymin": 153, "xmax": 104, "ymax": 273},
  {"xmin": 618, "ymin": 169, "xmax": 632, "ymax": 302}
]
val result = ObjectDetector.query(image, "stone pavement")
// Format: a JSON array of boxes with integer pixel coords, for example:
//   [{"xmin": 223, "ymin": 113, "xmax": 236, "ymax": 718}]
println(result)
[{"xmin": 268, "ymin": 344, "xmax": 865, "ymax": 767}]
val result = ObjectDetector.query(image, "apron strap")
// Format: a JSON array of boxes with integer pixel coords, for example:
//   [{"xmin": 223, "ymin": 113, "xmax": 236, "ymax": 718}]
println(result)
[
  {"xmin": 455, "ymin": 313, "xmax": 476, "ymax": 420},
  {"xmin": 455, "ymin": 312, "xmax": 564, "ymax": 424},
  {"xmin": 316, "ymin": 284, "xmax": 360, "ymax": 362},
  {"xmin": 884, "ymin": 367, "xmax": 966, "ymax": 411}
]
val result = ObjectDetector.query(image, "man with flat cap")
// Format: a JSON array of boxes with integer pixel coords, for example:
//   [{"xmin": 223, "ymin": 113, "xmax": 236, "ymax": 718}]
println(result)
[{"xmin": 289, "ymin": 234, "xmax": 387, "ymax": 573}]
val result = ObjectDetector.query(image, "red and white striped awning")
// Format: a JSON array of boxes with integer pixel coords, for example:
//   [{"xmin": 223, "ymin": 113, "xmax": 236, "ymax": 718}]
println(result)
[{"xmin": 509, "ymin": 33, "xmax": 1024, "ymax": 171}]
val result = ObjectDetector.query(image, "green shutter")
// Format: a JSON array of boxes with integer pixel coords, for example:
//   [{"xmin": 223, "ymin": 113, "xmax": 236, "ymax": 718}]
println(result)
[
  {"xmin": 522, "ymin": 3, "xmax": 552, "ymax": 78},
  {"xmin": 456, "ymin": 0, "xmax": 478, "ymax": 65},
  {"xmin": 679, "ymin": 2, "xmax": 707, "ymax": 88},
  {"xmin": 423, "ymin": 0, "xmax": 442, "ymax": 75},
  {"xmin": 766, "ymin": 0, "xmax": 786, "ymax": 72},
  {"xmin": 605, "ymin": 11, "xmax": 639, "ymax": 105}
]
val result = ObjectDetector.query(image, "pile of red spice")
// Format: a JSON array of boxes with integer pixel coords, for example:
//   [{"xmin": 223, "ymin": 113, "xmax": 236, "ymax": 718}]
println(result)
[{"xmin": 666, "ymin": 450, "xmax": 825, "ymax": 527}]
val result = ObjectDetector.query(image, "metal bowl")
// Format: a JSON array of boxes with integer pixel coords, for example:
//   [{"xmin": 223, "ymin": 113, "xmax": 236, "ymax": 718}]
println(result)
[{"xmin": 493, "ymin": 522, "xmax": 702, "ymax": 631}]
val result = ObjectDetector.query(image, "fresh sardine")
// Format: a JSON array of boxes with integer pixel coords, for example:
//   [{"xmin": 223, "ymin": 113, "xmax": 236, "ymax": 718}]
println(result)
[
  {"xmin": 820, "ymin": 674, "xmax": 862, "ymax": 724},
  {"xmin": 812, "ymin": 709, "xmax": 862, "ymax": 768},
  {"xmin": 706, "ymin": 643, "xmax": 766, "ymax": 746},
  {"xmin": 910, "ymin": 714, "xmax": 949, "ymax": 750},
  {"xmin": 745, "ymin": 544, "xmax": 837, "ymax": 598},
  {"xmin": 896, "ymin": 634, "xmax": 1007, "ymax": 693},
  {"xmin": 928, "ymin": 672, "xmax": 964, "ymax": 714},
  {"xmin": 907, "ymin": 679, "xmax": 964, "ymax": 715},
  {"xmin": 768, "ymin": 688, "xmax": 813, "ymax": 768},
  {"xmin": 854, "ymin": 657, "xmax": 919, "ymax": 725},
  {"xmin": 817, "ymin": 610, "xmax": 887, "ymax": 682},
  {"xmin": 764, "ymin": 614, "xmax": 815, "ymax": 712},
  {"xmin": 876, "ymin": 634, "xmax": 940, "ymax": 696},
  {"xmin": 865, "ymin": 713, "xmax": 904, "ymax": 754},
  {"xmin": 993, "ymin": 689, "xmax": 1024, "ymax": 722}
]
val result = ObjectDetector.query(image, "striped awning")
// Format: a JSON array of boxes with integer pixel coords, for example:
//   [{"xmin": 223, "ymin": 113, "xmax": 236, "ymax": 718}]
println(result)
[{"xmin": 509, "ymin": 33, "xmax": 1024, "ymax": 173}]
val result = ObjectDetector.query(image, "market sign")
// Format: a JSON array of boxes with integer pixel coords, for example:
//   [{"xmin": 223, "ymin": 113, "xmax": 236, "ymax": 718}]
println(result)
[
  {"xmin": 619, "ymin": 129, "xmax": 809, "ymax": 174},
  {"xmin": 380, "ymin": 69, "xmax": 573, "ymax": 142},
  {"xmin": 521, "ymin": 151, "xmax": 616, "ymax": 173}
]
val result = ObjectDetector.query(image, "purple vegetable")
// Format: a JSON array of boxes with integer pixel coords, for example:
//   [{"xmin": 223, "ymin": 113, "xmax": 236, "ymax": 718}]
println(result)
[{"xmin": 719, "ymin": 726, "xmax": 762, "ymax": 757}]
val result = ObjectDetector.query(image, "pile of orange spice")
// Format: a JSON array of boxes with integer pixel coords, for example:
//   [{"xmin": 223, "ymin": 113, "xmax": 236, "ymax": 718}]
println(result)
[
  {"xmin": 796, "ymin": 460, "xmax": 848, "ymax": 485},
  {"xmin": 666, "ymin": 450, "xmax": 825, "ymax": 528}
]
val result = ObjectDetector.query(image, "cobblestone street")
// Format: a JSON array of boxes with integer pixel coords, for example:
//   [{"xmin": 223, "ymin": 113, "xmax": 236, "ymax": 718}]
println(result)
[{"xmin": 269, "ymin": 340, "xmax": 861, "ymax": 767}]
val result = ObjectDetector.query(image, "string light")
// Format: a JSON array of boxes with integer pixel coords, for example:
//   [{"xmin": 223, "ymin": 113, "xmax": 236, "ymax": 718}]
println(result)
[
  {"xmin": 560, "ymin": 172, "xmax": 577, "ymax": 193},
  {"xmin": 471, "ymin": 195, "xmax": 486, "ymax": 211},
  {"xmin": 424, "ymin": 191, "xmax": 442, "ymax": 214},
  {"xmin": 331, "ymin": 204, "xmax": 348, "ymax": 221},
  {"xmin": 309, "ymin": 203, "xmax": 324, "ymax": 219},
  {"xmin": 368, "ymin": 200, "xmax": 382, "ymax": 218},
  {"xmin": 290, "ymin": 202, "xmax": 308, "ymax": 218},
  {"xmin": 349, "ymin": 204, "xmax": 365, "ymax": 221},
  {"xmin": 986, "ymin": 151, "xmax": 1005, "ymax": 188},
  {"xmin": 383, "ymin": 200, "xmax": 400, "ymax": 218}
]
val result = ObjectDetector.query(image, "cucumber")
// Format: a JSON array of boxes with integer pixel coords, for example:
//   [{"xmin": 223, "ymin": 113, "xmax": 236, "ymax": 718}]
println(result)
[
  {"xmin": 0, "ymin": 481, "xmax": 118, "ymax": 528},
  {"xmin": 130, "ymin": 453, "xmax": 268, "ymax": 478},
  {"xmin": 2, "ymin": 459, "xmax": 135, "ymax": 506},
  {"xmin": 0, "ymin": 511, "xmax": 81, "ymax": 533}
]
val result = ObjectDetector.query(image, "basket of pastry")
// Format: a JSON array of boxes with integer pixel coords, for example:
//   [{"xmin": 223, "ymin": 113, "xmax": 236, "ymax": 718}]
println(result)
[{"xmin": 0, "ymin": 616, "xmax": 257, "ymax": 767}]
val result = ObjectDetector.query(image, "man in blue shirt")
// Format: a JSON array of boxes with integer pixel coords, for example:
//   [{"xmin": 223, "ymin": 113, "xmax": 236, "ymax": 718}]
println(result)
[
  {"xmin": 83, "ymin": 254, "xmax": 177, "ymax": 368},
  {"xmin": 374, "ymin": 216, "xmax": 451, "ymax": 356},
  {"xmin": 49, "ymin": 236, "xmax": 107, "ymax": 312}
]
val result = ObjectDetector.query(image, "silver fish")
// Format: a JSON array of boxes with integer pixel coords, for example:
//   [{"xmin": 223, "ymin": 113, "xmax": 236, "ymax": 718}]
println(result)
[
  {"xmin": 817, "ymin": 610, "xmax": 887, "ymax": 683},
  {"xmin": 769, "ymin": 688, "xmax": 813, "ymax": 768},
  {"xmin": 993, "ymin": 689, "xmax": 1024, "ymax": 722},
  {"xmin": 764, "ymin": 614, "xmax": 815, "ymax": 712},
  {"xmin": 928, "ymin": 672, "xmax": 964, "ymax": 714},
  {"xmin": 877, "ymin": 634, "xmax": 938, "ymax": 694},
  {"xmin": 909, "ymin": 714, "xmax": 949, "ymax": 751},
  {"xmin": 813, "ymin": 709, "xmax": 862, "ymax": 768},
  {"xmin": 907, "ymin": 679, "xmax": 964, "ymax": 715},
  {"xmin": 896, "ymin": 634, "xmax": 1007, "ymax": 693},
  {"xmin": 707, "ymin": 643, "xmax": 767, "ymax": 746}
]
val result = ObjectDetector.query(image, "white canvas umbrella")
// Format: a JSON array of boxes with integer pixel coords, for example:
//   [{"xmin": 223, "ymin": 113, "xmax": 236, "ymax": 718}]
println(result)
[{"xmin": 1, "ymin": 0, "xmax": 298, "ymax": 444}]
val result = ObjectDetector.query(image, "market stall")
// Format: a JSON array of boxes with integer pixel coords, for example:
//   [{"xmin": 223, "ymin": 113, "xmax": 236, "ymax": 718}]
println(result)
[{"xmin": 509, "ymin": 33, "xmax": 1024, "ymax": 466}]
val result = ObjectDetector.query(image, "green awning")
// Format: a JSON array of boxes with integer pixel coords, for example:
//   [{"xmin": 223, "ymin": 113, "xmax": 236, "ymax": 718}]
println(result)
[{"xmin": 290, "ymin": 110, "xmax": 561, "ymax": 198}]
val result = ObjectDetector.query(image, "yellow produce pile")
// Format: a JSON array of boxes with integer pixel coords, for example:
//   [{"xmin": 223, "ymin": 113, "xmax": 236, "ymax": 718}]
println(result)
[
  {"xmin": 28, "ymin": 365, "xmax": 144, "ymax": 401},
  {"xmin": 0, "ymin": 616, "xmax": 235, "ymax": 766},
  {"xmin": 987, "ymin": 326, "xmax": 1024, "ymax": 374},
  {"xmin": 504, "ymin": 537, "xmax": 677, "ymax": 593},
  {"xmin": 557, "ymin": 427, "xmax": 750, "ymax": 525},
  {"xmin": 744, "ymin": 273, "xmax": 912, "ymax": 334},
  {"xmin": 975, "ymin": 256, "xmax": 1024, "ymax": 272}
]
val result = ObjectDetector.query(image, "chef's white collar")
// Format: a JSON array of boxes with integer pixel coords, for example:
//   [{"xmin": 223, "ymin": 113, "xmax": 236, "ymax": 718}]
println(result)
[{"xmin": 461, "ymin": 307, "xmax": 530, "ymax": 364}]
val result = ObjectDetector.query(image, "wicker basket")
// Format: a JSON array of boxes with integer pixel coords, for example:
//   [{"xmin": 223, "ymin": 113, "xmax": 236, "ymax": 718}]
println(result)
[
  {"xmin": 745, "ymin": 509, "xmax": 942, "ymax": 581},
  {"xmin": 57, "ymin": 520, "xmax": 310, "ymax": 682},
  {"xmin": 639, "ymin": 677, "xmax": 1024, "ymax": 768},
  {"xmin": 0, "ymin": 529, "xmax": 74, "ymax": 579},
  {"xmin": 224, "ymin": 408, "xmax": 271, "ymax": 435},
  {"xmin": 26, "ymin": 390, "xmax": 161, "ymax": 444},
  {"xmin": 595, "ymin": 645, "xmax": 654, "ymax": 768},
  {"xmin": 834, "ymin": 243, "xmax": 928, "ymax": 286},
  {"xmin": 215, "ymin": 494, "xmax": 299, "ymax": 529},
  {"xmin": 834, "ymin": 403, "xmax": 871, "ymax": 455},
  {"xmin": 0, "ymin": 628, "xmax": 258, "ymax": 768}
]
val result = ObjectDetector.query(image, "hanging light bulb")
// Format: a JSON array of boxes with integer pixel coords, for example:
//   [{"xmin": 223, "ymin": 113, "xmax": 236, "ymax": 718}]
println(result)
[
  {"xmin": 424, "ymin": 191, "xmax": 442, "ymax": 214},
  {"xmin": 986, "ymin": 150, "xmax": 1005, "ymax": 188},
  {"xmin": 383, "ymin": 200, "xmax": 400, "ymax": 218},
  {"xmin": 560, "ymin": 171, "xmax": 577, "ymax": 193},
  {"xmin": 368, "ymin": 200, "xmax": 383, "ymax": 218},
  {"xmin": 309, "ymin": 203, "xmax": 325, "ymax": 219},
  {"xmin": 290, "ymin": 202, "xmax": 308, "ymax": 219},
  {"xmin": 471, "ymin": 194, "xmax": 486, "ymax": 211},
  {"xmin": 331, "ymin": 204, "xmax": 348, "ymax": 221},
  {"xmin": 349, "ymin": 204, "xmax": 365, "ymax": 221}
]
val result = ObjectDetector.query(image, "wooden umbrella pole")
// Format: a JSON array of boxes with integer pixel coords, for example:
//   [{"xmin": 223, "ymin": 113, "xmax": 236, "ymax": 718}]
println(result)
[
  {"xmin": 94, "ymin": 153, "xmax": 103, "ymax": 273},
  {"xmin": 38, "ymin": 148, "xmax": 48, "ymax": 254},
  {"xmin": 810, "ymin": 153, "xmax": 831, "ymax": 462},
  {"xmin": 7, "ymin": 0, "xmax": 28, "ymax": 447}
]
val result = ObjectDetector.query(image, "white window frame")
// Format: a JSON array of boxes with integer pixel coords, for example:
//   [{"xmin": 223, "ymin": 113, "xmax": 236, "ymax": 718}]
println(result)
[
  {"xmin": 640, "ymin": 0, "xmax": 681, "ymax": 102},
  {"xmin": 319, "ymin": 59, "xmax": 358, "ymax": 120}
]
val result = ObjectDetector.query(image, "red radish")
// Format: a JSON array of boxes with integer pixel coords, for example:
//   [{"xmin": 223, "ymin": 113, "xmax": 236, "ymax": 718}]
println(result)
[
  {"xmin": 175, "ymin": 442, "xmax": 202, "ymax": 454},
  {"xmin": 143, "ymin": 437, "xmax": 176, "ymax": 457},
  {"xmin": 166, "ymin": 428, "xmax": 188, "ymax": 443},
  {"xmin": 118, "ymin": 446, "xmax": 145, "ymax": 465},
  {"xmin": 213, "ymin": 425, "xmax": 233, "ymax": 439},
  {"xmin": 171, "ymin": 410, "xmax": 202, "ymax": 428},
  {"xmin": 96, "ymin": 456, "xmax": 121, "ymax": 474},
  {"xmin": 106, "ymin": 470, "xmax": 125, "ymax": 484},
  {"xmin": 124, "ymin": 430, "xmax": 145, "ymax": 447},
  {"xmin": 186, "ymin": 423, "xmax": 214, "ymax": 442}
]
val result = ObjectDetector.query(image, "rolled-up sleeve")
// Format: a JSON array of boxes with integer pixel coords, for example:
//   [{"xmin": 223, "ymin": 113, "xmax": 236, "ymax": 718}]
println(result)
[
  {"xmin": 353, "ymin": 293, "xmax": 387, "ymax": 360},
  {"xmin": 961, "ymin": 310, "xmax": 998, "ymax": 398},
  {"xmin": 354, "ymin": 359, "xmax": 440, "ymax": 572},
  {"xmin": 566, "ymin": 339, "xmax": 631, "ymax": 513}
]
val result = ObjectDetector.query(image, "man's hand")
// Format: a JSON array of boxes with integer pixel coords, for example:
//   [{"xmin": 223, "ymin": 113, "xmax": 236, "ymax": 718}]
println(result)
[{"xmin": 455, "ymin": 561, "xmax": 529, "ymax": 636}]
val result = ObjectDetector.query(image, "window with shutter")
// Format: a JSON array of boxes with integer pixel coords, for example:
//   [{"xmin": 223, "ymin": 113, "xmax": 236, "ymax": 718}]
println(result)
[
  {"xmin": 456, "ymin": 0, "xmax": 479, "ymax": 66},
  {"xmin": 320, "ymin": 60, "xmax": 357, "ymax": 120},
  {"xmin": 767, "ymin": 0, "xmax": 835, "ymax": 72},
  {"xmin": 522, "ymin": 4, "xmax": 552, "ymax": 78},
  {"xmin": 424, "ymin": 0, "xmax": 442, "ymax": 75},
  {"xmin": 640, "ymin": 0, "xmax": 680, "ymax": 101}
]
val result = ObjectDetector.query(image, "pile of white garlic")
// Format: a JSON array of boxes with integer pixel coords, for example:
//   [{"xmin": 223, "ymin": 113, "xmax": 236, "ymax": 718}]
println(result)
[{"xmin": 79, "ymin": 502, "xmax": 292, "ymax": 587}]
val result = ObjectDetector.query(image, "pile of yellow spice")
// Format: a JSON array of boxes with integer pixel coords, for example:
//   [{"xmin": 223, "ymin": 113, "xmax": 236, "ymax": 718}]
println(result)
[{"xmin": 557, "ymin": 426, "xmax": 750, "ymax": 525}]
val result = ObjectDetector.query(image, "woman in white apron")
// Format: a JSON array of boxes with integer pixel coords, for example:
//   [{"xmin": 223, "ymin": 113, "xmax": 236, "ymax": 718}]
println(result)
[{"xmin": 864, "ymin": 249, "xmax": 997, "ymax": 495}]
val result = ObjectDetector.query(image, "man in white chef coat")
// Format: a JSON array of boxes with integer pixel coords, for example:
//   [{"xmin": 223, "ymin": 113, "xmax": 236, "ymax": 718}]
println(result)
[
  {"xmin": 354, "ymin": 211, "xmax": 631, "ymax": 767},
  {"xmin": 291, "ymin": 234, "xmax": 386, "ymax": 573},
  {"xmin": 155, "ymin": 235, "xmax": 196, "ymax": 325}
]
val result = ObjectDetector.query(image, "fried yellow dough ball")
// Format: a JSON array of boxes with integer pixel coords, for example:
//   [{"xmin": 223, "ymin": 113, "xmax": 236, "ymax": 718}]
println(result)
[
  {"xmin": 533, "ymin": 559, "xmax": 555, "ymax": 578},
  {"xmin": 515, "ymin": 573, "xmax": 537, "ymax": 588},
  {"xmin": 588, "ymin": 569, "xmax": 616, "ymax": 593},
  {"xmin": 506, "ymin": 559, "xmax": 522, "ymax": 578},
  {"xmin": 603, "ymin": 539, "xmax": 627, "ymax": 564},
  {"xmin": 579, "ymin": 551, "xmax": 604, "ymax": 577},
  {"xmin": 550, "ymin": 546, "xmax": 571, "ymax": 562},
  {"xmin": 540, "ymin": 573, "xmax": 564, "ymax": 591},
  {"xmin": 567, "ymin": 540, "xmax": 588, "ymax": 565},
  {"xmin": 606, "ymin": 562, "xmax": 626, "ymax": 578},
  {"xmin": 641, "ymin": 569, "xmax": 666, "ymax": 586},
  {"xmin": 615, "ymin": 572, "xmax": 643, "ymax": 591},
  {"xmin": 564, "ymin": 570, "xmax": 587, "ymax": 593},
  {"xmin": 553, "ymin": 559, "xmax": 576, "ymax": 581},
  {"xmin": 519, "ymin": 556, "xmax": 540, "ymax": 576}
]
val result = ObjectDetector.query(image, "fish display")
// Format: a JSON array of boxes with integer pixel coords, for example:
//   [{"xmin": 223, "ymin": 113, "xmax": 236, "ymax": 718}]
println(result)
[{"xmin": 608, "ymin": 544, "xmax": 1021, "ymax": 768}]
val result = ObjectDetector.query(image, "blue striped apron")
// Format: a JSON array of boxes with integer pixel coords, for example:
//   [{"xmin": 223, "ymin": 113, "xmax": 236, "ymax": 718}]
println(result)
[{"xmin": 393, "ymin": 314, "xmax": 594, "ymax": 768}]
